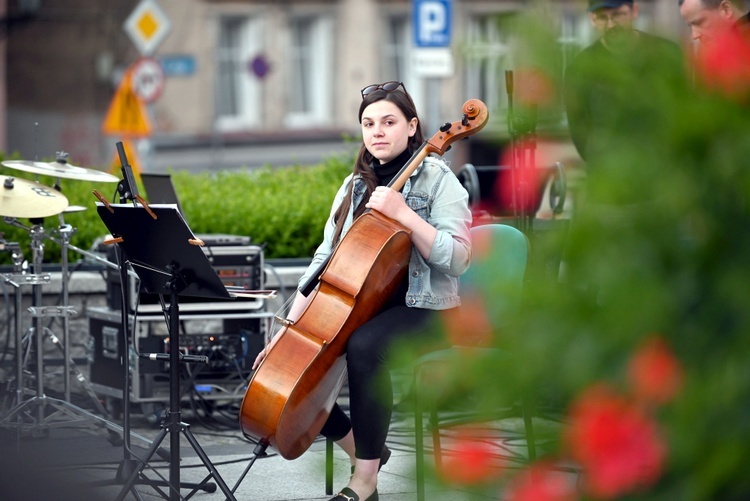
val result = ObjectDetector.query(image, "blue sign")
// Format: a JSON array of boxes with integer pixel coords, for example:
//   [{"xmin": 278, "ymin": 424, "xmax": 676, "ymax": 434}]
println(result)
[
  {"xmin": 413, "ymin": 0, "xmax": 452, "ymax": 48},
  {"xmin": 159, "ymin": 55, "xmax": 196, "ymax": 77}
]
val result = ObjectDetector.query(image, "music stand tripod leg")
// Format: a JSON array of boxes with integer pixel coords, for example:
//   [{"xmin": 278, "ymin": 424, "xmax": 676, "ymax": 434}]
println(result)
[
  {"xmin": 115, "ymin": 282, "xmax": 235, "ymax": 501},
  {"xmin": 85, "ymin": 247, "xmax": 211, "ymax": 498}
]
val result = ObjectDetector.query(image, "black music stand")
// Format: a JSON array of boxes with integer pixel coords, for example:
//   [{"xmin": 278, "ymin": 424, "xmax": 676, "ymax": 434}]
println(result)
[{"xmin": 96, "ymin": 201, "xmax": 237, "ymax": 501}]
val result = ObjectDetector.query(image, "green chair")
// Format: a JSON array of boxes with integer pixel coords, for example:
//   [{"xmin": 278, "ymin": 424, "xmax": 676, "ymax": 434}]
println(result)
[{"xmin": 413, "ymin": 223, "xmax": 534, "ymax": 500}]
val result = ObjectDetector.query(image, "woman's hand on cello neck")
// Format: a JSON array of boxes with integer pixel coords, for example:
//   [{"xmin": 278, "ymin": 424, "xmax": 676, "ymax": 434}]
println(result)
[{"xmin": 365, "ymin": 186, "xmax": 408, "ymax": 221}]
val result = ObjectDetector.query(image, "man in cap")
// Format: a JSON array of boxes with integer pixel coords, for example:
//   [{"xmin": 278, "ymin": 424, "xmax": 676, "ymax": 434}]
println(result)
[{"xmin": 563, "ymin": 0, "xmax": 685, "ymax": 203}]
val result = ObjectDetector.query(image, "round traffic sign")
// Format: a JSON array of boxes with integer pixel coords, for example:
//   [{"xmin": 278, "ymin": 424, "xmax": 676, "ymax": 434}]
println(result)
[{"xmin": 131, "ymin": 58, "xmax": 165, "ymax": 104}]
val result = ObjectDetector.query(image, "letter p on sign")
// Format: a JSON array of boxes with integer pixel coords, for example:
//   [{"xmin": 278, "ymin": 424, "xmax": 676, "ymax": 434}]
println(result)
[{"xmin": 413, "ymin": 0, "xmax": 452, "ymax": 48}]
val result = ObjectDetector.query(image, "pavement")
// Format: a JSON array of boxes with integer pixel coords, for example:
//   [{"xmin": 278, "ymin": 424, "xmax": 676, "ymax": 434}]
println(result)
[{"xmin": 0, "ymin": 381, "xmax": 563, "ymax": 501}]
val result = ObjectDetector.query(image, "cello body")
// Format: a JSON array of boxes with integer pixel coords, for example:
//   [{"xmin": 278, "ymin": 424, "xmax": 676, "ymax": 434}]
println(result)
[{"xmin": 239, "ymin": 211, "xmax": 412, "ymax": 459}]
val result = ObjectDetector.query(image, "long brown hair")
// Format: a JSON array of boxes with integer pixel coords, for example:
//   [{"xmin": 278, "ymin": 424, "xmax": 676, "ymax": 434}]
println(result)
[{"xmin": 330, "ymin": 88, "xmax": 425, "ymax": 245}]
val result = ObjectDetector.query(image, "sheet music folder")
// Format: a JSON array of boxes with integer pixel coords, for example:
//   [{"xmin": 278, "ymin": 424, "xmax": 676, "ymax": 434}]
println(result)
[{"xmin": 96, "ymin": 202, "xmax": 274, "ymax": 301}]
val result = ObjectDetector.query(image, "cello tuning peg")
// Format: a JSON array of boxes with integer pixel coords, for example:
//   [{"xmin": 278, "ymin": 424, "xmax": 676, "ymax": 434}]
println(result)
[
  {"xmin": 439, "ymin": 122, "xmax": 452, "ymax": 132},
  {"xmin": 462, "ymin": 114, "xmax": 469, "ymax": 127}
]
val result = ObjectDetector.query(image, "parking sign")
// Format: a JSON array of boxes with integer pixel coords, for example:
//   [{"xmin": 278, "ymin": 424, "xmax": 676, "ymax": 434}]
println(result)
[{"xmin": 413, "ymin": 0, "xmax": 452, "ymax": 48}]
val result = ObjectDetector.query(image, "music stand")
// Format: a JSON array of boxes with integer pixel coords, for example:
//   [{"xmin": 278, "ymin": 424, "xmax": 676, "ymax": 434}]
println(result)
[{"xmin": 96, "ymin": 201, "xmax": 238, "ymax": 501}]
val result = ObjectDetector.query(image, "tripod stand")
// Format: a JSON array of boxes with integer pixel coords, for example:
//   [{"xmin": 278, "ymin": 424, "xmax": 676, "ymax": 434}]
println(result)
[
  {"xmin": 6, "ymin": 216, "xmax": 110, "ymax": 414},
  {"xmin": 0, "ymin": 221, "xmax": 143, "ymax": 444},
  {"xmin": 96, "ymin": 200, "xmax": 239, "ymax": 501}
]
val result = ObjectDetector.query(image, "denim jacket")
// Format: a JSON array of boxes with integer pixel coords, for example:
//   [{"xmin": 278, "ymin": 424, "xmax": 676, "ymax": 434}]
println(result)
[{"xmin": 298, "ymin": 155, "xmax": 472, "ymax": 310}]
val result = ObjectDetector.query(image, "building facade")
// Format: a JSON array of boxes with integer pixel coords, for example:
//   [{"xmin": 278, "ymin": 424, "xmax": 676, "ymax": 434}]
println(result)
[{"xmin": 4, "ymin": 0, "xmax": 685, "ymax": 171}]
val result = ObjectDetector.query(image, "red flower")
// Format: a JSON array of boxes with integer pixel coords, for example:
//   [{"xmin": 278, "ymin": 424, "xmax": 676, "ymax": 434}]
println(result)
[
  {"xmin": 441, "ymin": 292, "xmax": 494, "ymax": 347},
  {"xmin": 505, "ymin": 460, "xmax": 578, "ymax": 501},
  {"xmin": 564, "ymin": 384, "xmax": 666, "ymax": 499},
  {"xmin": 628, "ymin": 336, "xmax": 683, "ymax": 405},
  {"xmin": 497, "ymin": 143, "xmax": 544, "ymax": 214},
  {"xmin": 436, "ymin": 428, "xmax": 502, "ymax": 486},
  {"xmin": 694, "ymin": 28, "xmax": 750, "ymax": 101},
  {"xmin": 513, "ymin": 68, "xmax": 556, "ymax": 108}
]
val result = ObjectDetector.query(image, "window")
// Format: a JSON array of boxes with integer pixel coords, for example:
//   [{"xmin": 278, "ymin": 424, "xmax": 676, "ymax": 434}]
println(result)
[
  {"xmin": 216, "ymin": 16, "xmax": 262, "ymax": 130},
  {"xmin": 285, "ymin": 14, "xmax": 333, "ymax": 127},
  {"xmin": 463, "ymin": 15, "xmax": 512, "ymax": 120},
  {"xmin": 383, "ymin": 15, "xmax": 409, "ymax": 82}
]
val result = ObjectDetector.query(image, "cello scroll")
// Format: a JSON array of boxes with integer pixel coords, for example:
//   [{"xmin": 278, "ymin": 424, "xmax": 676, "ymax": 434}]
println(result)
[{"xmin": 425, "ymin": 99, "xmax": 489, "ymax": 156}]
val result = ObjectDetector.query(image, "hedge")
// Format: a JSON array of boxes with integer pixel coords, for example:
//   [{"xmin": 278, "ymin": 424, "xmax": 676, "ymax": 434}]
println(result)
[{"xmin": 0, "ymin": 152, "xmax": 354, "ymax": 265}]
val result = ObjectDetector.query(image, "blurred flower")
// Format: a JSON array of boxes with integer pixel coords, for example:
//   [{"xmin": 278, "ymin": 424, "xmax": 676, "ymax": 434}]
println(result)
[
  {"xmin": 471, "ymin": 224, "xmax": 494, "ymax": 259},
  {"xmin": 497, "ymin": 143, "xmax": 544, "ymax": 214},
  {"xmin": 693, "ymin": 29, "xmax": 750, "ymax": 101},
  {"xmin": 513, "ymin": 67, "xmax": 556, "ymax": 108},
  {"xmin": 504, "ymin": 460, "xmax": 578, "ymax": 501},
  {"xmin": 628, "ymin": 335, "xmax": 683, "ymax": 406},
  {"xmin": 441, "ymin": 292, "xmax": 494, "ymax": 347},
  {"xmin": 565, "ymin": 384, "xmax": 666, "ymax": 499},
  {"xmin": 437, "ymin": 428, "xmax": 502, "ymax": 486}
]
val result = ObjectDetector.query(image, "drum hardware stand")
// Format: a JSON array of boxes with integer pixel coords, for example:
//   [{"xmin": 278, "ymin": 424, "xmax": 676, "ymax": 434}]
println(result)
[
  {"xmin": 0, "ymin": 219, "xmax": 156, "ymax": 451},
  {"xmin": 2, "ymin": 216, "xmax": 109, "ymax": 415},
  {"xmin": 1, "ymin": 239, "xmax": 43, "ymax": 411},
  {"xmin": 54, "ymin": 213, "xmax": 111, "ymax": 408},
  {"xmin": 0, "ymin": 221, "xmax": 91, "ymax": 434}
]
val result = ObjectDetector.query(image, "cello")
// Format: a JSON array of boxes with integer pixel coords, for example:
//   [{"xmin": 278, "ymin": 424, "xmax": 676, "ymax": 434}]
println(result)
[{"xmin": 240, "ymin": 99, "xmax": 489, "ymax": 460}]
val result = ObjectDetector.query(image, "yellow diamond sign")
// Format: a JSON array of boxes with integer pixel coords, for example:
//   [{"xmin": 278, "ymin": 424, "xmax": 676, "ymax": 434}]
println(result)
[{"xmin": 124, "ymin": 0, "xmax": 171, "ymax": 56}]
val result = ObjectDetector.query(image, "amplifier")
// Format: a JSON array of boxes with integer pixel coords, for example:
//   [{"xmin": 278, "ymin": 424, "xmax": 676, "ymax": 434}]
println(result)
[
  {"xmin": 87, "ymin": 306, "xmax": 265, "ymax": 404},
  {"xmin": 105, "ymin": 244, "xmax": 265, "ymax": 315}
]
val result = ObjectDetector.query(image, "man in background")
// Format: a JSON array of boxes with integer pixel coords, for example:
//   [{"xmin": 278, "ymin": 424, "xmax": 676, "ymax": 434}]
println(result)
[
  {"xmin": 679, "ymin": 0, "xmax": 749, "ymax": 46},
  {"xmin": 679, "ymin": 0, "xmax": 750, "ymax": 99},
  {"xmin": 563, "ymin": 0, "xmax": 685, "ymax": 204}
]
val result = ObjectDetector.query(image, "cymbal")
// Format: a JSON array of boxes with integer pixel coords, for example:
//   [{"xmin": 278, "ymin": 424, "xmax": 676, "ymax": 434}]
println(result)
[
  {"xmin": 2, "ymin": 158, "xmax": 119, "ymax": 183},
  {"xmin": 64, "ymin": 205, "xmax": 87, "ymax": 213},
  {"xmin": 0, "ymin": 175, "xmax": 69, "ymax": 218}
]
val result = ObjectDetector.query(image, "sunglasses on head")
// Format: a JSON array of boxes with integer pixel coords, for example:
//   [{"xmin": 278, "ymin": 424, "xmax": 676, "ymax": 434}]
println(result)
[{"xmin": 361, "ymin": 81, "xmax": 408, "ymax": 99}]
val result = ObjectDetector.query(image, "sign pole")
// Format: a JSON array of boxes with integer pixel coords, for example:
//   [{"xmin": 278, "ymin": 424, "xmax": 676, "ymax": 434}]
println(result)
[{"xmin": 412, "ymin": 0, "xmax": 454, "ymax": 139}]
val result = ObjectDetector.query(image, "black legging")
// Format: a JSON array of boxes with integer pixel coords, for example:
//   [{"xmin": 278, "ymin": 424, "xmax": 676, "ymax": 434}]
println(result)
[{"xmin": 319, "ymin": 304, "xmax": 442, "ymax": 460}]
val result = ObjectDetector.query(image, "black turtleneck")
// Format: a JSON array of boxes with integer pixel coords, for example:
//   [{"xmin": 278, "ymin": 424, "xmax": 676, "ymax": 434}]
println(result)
[
  {"xmin": 370, "ymin": 148, "xmax": 413, "ymax": 307},
  {"xmin": 373, "ymin": 148, "xmax": 412, "ymax": 187}
]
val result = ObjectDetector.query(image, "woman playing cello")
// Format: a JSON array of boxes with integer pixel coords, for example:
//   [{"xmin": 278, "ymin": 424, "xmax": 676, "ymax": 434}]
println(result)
[{"xmin": 252, "ymin": 81, "xmax": 473, "ymax": 501}]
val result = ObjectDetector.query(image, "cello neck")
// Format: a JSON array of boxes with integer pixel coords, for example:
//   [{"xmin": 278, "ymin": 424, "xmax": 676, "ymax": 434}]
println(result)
[{"xmin": 386, "ymin": 143, "xmax": 428, "ymax": 193}]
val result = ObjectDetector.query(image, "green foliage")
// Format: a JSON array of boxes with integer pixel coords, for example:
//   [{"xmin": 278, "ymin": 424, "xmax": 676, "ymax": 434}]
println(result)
[
  {"xmin": 397, "ymin": 10, "xmax": 750, "ymax": 501},
  {"xmin": 0, "ymin": 154, "xmax": 353, "ymax": 265},
  {"xmin": 171, "ymin": 155, "xmax": 352, "ymax": 258}
]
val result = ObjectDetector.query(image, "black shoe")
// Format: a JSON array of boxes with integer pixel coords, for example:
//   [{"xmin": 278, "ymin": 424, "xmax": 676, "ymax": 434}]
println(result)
[
  {"xmin": 379, "ymin": 445, "xmax": 392, "ymax": 470},
  {"xmin": 330, "ymin": 487, "xmax": 379, "ymax": 501},
  {"xmin": 350, "ymin": 445, "xmax": 392, "ymax": 475}
]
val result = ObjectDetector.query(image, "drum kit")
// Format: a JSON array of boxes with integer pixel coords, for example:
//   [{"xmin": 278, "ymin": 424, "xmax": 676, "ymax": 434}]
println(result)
[{"xmin": 0, "ymin": 151, "xmax": 131, "ymax": 436}]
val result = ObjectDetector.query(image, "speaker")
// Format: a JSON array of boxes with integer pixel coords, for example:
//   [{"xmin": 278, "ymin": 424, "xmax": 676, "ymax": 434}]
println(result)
[{"xmin": 87, "ymin": 306, "xmax": 264, "ymax": 404}]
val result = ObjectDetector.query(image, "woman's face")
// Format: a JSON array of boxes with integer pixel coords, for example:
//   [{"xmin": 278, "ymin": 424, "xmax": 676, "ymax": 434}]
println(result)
[{"xmin": 361, "ymin": 99, "xmax": 417, "ymax": 164}]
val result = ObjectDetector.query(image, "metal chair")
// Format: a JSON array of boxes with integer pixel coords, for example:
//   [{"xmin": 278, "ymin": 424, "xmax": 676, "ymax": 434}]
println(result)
[{"xmin": 413, "ymin": 223, "xmax": 534, "ymax": 500}]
